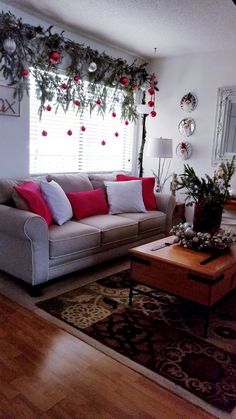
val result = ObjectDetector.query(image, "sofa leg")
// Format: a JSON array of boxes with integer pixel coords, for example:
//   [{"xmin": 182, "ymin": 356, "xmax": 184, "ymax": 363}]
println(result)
[{"xmin": 29, "ymin": 284, "xmax": 42, "ymax": 297}]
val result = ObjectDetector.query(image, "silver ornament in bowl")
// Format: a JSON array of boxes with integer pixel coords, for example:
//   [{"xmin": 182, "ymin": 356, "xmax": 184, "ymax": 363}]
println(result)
[{"xmin": 88, "ymin": 62, "xmax": 97, "ymax": 72}]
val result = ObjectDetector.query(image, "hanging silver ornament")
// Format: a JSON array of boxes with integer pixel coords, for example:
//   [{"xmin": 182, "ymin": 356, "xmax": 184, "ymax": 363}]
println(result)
[
  {"xmin": 88, "ymin": 62, "xmax": 97, "ymax": 72},
  {"xmin": 140, "ymin": 81, "xmax": 149, "ymax": 92},
  {"xmin": 3, "ymin": 38, "xmax": 16, "ymax": 54}
]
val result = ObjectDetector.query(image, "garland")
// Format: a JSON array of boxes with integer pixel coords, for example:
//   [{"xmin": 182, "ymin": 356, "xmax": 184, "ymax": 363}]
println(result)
[{"xmin": 0, "ymin": 11, "xmax": 158, "ymax": 121}]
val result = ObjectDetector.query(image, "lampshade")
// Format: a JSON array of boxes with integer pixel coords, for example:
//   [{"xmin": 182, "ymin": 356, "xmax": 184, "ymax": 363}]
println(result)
[{"xmin": 146, "ymin": 137, "xmax": 173, "ymax": 158}]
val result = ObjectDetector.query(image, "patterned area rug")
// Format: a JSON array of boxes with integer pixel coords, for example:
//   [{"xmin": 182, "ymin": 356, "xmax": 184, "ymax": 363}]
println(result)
[{"xmin": 37, "ymin": 270, "xmax": 236, "ymax": 418}]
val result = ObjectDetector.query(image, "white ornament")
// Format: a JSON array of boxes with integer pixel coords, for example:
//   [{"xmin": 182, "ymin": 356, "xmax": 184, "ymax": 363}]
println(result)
[
  {"xmin": 3, "ymin": 38, "xmax": 16, "ymax": 54},
  {"xmin": 140, "ymin": 82, "xmax": 149, "ymax": 92},
  {"xmin": 88, "ymin": 62, "xmax": 97, "ymax": 72}
]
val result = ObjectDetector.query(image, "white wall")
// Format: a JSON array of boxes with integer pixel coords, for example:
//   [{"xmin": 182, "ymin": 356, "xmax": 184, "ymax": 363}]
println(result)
[
  {"xmin": 0, "ymin": 1, "xmax": 140, "ymax": 178},
  {"xmin": 143, "ymin": 50, "xmax": 236, "ymax": 206}
]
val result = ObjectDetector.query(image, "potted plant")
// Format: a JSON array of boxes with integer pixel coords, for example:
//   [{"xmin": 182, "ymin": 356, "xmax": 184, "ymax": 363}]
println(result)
[{"xmin": 176, "ymin": 156, "xmax": 236, "ymax": 234}]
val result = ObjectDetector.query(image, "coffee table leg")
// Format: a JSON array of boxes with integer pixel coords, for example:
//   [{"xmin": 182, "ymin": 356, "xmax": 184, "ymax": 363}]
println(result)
[{"xmin": 129, "ymin": 281, "xmax": 133, "ymax": 306}]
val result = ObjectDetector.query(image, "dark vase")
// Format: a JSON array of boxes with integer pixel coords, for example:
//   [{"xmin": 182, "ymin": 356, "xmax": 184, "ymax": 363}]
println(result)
[{"xmin": 193, "ymin": 202, "xmax": 223, "ymax": 235}]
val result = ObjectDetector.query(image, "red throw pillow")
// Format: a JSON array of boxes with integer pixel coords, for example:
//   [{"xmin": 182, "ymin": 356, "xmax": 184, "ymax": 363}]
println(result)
[
  {"xmin": 67, "ymin": 188, "xmax": 109, "ymax": 220},
  {"xmin": 14, "ymin": 181, "xmax": 53, "ymax": 225},
  {"xmin": 116, "ymin": 175, "xmax": 156, "ymax": 210}
]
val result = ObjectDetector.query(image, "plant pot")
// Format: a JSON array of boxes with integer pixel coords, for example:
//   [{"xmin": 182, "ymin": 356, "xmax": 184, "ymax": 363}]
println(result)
[{"xmin": 193, "ymin": 203, "xmax": 223, "ymax": 235}]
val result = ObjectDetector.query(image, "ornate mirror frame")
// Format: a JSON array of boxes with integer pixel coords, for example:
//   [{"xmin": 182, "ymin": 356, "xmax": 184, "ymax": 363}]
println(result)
[{"xmin": 212, "ymin": 86, "xmax": 236, "ymax": 165}]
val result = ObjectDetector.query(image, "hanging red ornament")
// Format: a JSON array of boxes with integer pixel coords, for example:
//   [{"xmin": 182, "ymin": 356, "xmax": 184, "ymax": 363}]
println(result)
[
  {"xmin": 150, "ymin": 110, "xmax": 157, "ymax": 117},
  {"xmin": 73, "ymin": 75, "xmax": 80, "ymax": 83},
  {"xmin": 148, "ymin": 87, "xmax": 155, "ymax": 95},
  {"xmin": 61, "ymin": 83, "xmax": 67, "ymax": 90},
  {"xmin": 49, "ymin": 51, "xmax": 61, "ymax": 64},
  {"xmin": 114, "ymin": 132, "xmax": 119, "ymax": 137},
  {"xmin": 96, "ymin": 99, "xmax": 102, "ymax": 105},
  {"xmin": 46, "ymin": 104, "xmax": 52, "ymax": 111},
  {"xmin": 74, "ymin": 100, "xmax": 81, "ymax": 107},
  {"xmin": 67, "ymin": 129, "xmax": 72, "ymax": 136},
  {"xmin": 125, "ymin": 121, "xmax": 129, "ymax": 126},
  {"xmin": 20, "ymin": 68, "xmax": 29, "ymax": 78},
  {"xmin": 81, "ymin": 126, "xmax": 86, "ymax": 132},
  {"xmin": 42, "ymin": 130, "xmax": 48, "ymax": 136},
  {"xmin": 148, "ymin": 100, "xmax": 155, "ymax": 107},
  {"xmin": 112, "ymin": 112, "xmax": 116, "ymax": 118},
  {"xmin": 130, "ymin": 84, "xmax": 136, "ymax": 91},
  {"xmin": 119, "ymin": 76, "xmax": 129, "ymax": 86},
  {"xmin": 101, "ymin": 140, "xmax": 106, "ymax": 146}
]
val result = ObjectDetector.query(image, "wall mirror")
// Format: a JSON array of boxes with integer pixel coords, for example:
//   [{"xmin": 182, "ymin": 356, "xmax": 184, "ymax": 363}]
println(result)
[{"xmin": 212, "ymin": 86, "xmax": 236, "ymax": 165}]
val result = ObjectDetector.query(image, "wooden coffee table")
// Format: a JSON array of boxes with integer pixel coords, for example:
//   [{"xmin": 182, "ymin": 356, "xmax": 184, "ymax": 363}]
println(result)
[{"xmin": 129, "ymin": 237, "xmax": 236, "ymax": 337}]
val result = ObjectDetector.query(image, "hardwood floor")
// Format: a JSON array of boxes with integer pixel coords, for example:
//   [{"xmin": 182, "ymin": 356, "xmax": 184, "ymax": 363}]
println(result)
[{"xmin": 0, "ymin": 293, "xmax": 216, "ymax": 419}]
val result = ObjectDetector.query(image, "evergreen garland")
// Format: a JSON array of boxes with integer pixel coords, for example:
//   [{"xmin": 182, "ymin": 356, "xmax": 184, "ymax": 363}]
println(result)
[{"xmin": 0, "ymin": 10, "xmax": 158, "ymax": 121}]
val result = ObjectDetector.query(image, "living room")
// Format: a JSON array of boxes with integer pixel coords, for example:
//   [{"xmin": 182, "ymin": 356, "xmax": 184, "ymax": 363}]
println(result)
[{"xmin": 0, "ymin": 1, "xmax": 236, "ymax": 418}]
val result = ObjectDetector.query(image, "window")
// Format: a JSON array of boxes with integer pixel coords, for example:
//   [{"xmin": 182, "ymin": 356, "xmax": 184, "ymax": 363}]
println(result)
[{"xmin": 30, "ymin": 73, "xmax": 134, "ymax": 174}]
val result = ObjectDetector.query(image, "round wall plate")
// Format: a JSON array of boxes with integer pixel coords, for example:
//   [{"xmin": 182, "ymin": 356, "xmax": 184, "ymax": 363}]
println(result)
[
  {"xmin": 178, "ymin": 117, "xmax": 195, "ymax": 137},
  {"xmin": 176, "ymin": 141, "xmax": 193, "ymax": 160},
  {"xmin": 180, "ymin": 92, "xmax": 197, "ymax": 112}
]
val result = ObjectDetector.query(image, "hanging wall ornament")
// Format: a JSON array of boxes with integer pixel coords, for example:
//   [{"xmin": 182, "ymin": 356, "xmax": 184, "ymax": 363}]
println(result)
[
  {"xmin": 178, "ymin": 117, "xmax": 196, "ymax": 137},
  {"xmin": 180, "ymin": 92, "xmax": 197, "ymax": 113},
  {"xmin": 88, "ymin": 62, "xmax": 97, "ymax": 72},
  {"xmin": 176, "ymin": 141, "xmax": 193, "ymax": 160},
  {"xmin": 3, "ymin": 37, "xmax": 16, "ymax": 54}
]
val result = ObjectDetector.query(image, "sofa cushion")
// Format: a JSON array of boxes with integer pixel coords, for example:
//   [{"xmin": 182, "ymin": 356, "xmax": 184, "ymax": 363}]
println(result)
[
  {"xmin": 14, "ymin": 181, "xmax": 53, "ymax": 225},
  {"xmin": 67, "ymin": 189, "xmax": 109, "ymax": 220},
  {"xmin": 47, "ymin": 173, "xmax": 93, "ymax": 193},
  {"xmin": 12, "ymin": 189, "xmax": 31, "ymax": 211},
  {"xmin": 49, "ymin": 221, "xmax": 101, "ymax": 258},
  {"xmin": 118, "ymin": 211, "xmax": 166, "ymax": 234},
  {"xmin": 89, "ymin": 173, "xmax": 117, "ymax": 191},
  {"xmin": 80, "ymin": 214, "xmax": 138, "ymax": 244},
  {"xmin": 116, "ymin": 174, "xmax": 156, "ymax": 210},
  {"xmin": 104, "ymin": 180, "xmax": 147, "ymax": 214},
  {"xmin": 40, "ymin": 180, "xmax": 73, "ymax": 225}
]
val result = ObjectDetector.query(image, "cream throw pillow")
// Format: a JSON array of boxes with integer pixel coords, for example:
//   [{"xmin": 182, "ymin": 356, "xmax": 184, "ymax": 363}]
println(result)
[{"xmin": 104, "ymin": 180, "xmax": 147, "ymax": 214}]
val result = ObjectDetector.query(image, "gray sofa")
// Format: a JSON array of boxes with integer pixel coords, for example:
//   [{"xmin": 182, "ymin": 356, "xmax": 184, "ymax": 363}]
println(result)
[{"xmin": 0, "ymin": 172, "xmax": 175, "ymax": 293}]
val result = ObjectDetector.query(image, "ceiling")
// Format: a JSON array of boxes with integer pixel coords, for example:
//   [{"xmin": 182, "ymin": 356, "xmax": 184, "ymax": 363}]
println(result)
[{"xmin": 2, "ymin": 0, "xmax": 236, "ymax": 59}]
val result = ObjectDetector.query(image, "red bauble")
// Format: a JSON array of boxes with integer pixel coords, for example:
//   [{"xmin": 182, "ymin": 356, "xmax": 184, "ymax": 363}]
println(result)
[
  {"xmin": 125, "ymin": 121, "xmax": 129, "ymax": 126},
  {"xmin": 148, "ymin": 100, "xmax": 155, "ymax": 107},
  {"xmin": 74, "ymin": 100, "xmax": 81, "ymax": 107},
  {"xmin": 112, "ymin": 112, "xmax": 117, "ymax": 118},
  {"xmin": 96, "ymin": 99, "xmax": 102, "ymax": 105},
  {"xmin": 20, "ymin": 68, "xmax": 29, "ymax": 78},
  {"xmin": 150, "ymin": 110, "xmax": 157, "ymax": 117},
  {"xmin": 115, "ymin": 132, "xmax": 119, "ymax": 137},
  {"xmin": 49, "ymin": 51, "xmax": 61, "ymax": 64},
  {"xmin": 42, "ymin": 130, "xmax": 48, "ymax": 136},
  {"xmin": 120, "ymin": 76, "xmax": 129, "ymax": 86},
  {"xmin": 46, "ymin": 104, "xmax": 52, "ymax": 111},
  {"xmin": 81, "ymin": 126, "xmax": 86, "ymax": 132},
  {"xmin": 67, "ymin": 130, "xmax": 72, "ymax": 136},
  {"xmin": 101, "ymin": 140, "xmax": 106, "ymax": 146},
  {"xmin": 130, "ymin": 84, "xmax": 136, "ymax": 91},
  {"xmin": 61, "ymin": 83, "xmax": 67, "ymax": 90},
  {"xmin": 148, "ymin": 88, "xmax": 155, "ymax": 95},
  {"xmin": 73, "ymin": 75, "xmax": 80, "ymax": 83}
]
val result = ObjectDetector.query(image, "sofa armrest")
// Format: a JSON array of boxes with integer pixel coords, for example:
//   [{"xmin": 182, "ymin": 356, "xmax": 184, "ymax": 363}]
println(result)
[
  {"xmin": 155, "ymin": 193, "xmax": 176, "ymax": 235},
  {"xmin": 0, "ymin": 205, "xmax": 49, "ymax": 286}
]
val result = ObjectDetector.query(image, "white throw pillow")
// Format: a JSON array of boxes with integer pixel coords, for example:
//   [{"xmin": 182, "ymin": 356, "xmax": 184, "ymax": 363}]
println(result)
[
  {"xmin": 40, "ymin": 180, "xmax": 73, "ymax": 225},
  {"xmin": 104, "ymin": 180, "xmax": 147, "ymax": 214}
]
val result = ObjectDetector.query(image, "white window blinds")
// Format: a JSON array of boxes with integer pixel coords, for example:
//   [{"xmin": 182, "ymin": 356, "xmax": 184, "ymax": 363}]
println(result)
[{"xmin": 30, "ymin": 73, "xmax": 134, "ymax": 174}]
